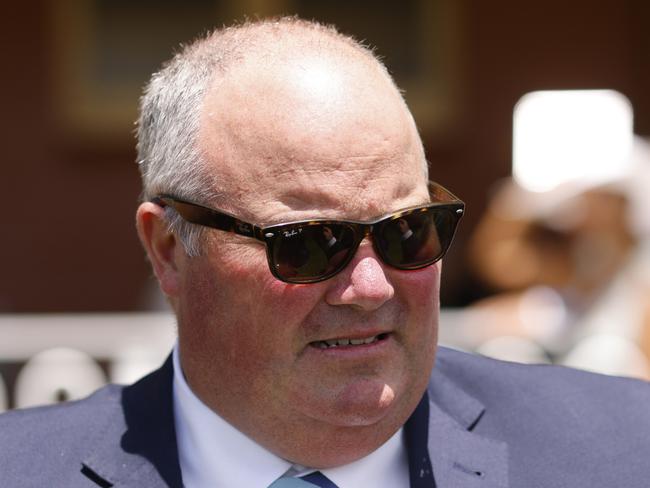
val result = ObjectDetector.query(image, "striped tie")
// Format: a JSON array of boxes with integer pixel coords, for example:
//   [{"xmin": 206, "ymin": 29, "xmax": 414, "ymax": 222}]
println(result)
[{"xmin": 268, "ymin": 471, "xmax": 338, "ymax": 487}]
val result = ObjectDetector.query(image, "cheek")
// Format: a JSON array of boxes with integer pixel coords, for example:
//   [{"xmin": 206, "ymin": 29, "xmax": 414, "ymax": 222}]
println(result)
[
  {"xmin": 181, "ymin": 248, "xmax": 327, "ymax": 355},
  {"xmin": 395, "ymin": 262, "xmax": 441, "ymax": 311},
  {"xmin": 393, "ymin": 263, "xmax": 441, "ymax": 359}
]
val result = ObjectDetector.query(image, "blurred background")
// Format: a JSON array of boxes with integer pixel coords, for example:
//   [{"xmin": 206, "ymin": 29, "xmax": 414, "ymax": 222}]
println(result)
[{"xmin": 1, "ymin": 0, "xmax": 650, "ymax": 410}]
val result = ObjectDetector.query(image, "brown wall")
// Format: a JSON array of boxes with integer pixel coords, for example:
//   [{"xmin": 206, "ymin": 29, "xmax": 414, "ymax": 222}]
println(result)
[
  {"xmin": 2, "ymin": 1, "xmax": 649, "ymax": 311},
  {"xmin": 435, "ymin": 0, "xmax": 650, "ymax": 303}
]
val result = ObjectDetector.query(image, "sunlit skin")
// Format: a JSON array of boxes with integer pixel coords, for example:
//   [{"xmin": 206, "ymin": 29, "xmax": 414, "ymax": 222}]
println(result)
[{"xmin": 137, "ymin": 48, "xmax": 441, "ymax": 467}]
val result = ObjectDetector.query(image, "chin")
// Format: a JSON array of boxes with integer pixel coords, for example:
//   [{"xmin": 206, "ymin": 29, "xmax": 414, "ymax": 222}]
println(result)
[
  {"xmin": 304, "ymin": 378, "xmax": 410, "ymax": 430},
  {"xmin": 269, "ymin": 379, "xmax": 424, "ymax": 469}
]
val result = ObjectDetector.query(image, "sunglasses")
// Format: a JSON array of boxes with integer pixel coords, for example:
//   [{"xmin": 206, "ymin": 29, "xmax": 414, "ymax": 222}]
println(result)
[{"xmin": 151, "ymin": 182, "xmax": 464, "ymax": 284}]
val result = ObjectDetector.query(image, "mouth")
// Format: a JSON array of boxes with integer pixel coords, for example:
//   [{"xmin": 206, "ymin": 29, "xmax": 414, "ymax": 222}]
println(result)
[{"xmin": 311, "ymin": 332, "xmax": 390, "ymax": 350}]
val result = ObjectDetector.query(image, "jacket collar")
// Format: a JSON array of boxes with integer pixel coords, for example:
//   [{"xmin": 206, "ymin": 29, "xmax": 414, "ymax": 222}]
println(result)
[
  {"xmin": 424, "ymin": 351, "xmax": 509, "ymax": 488},
  {"xmin": 82, "ymin": 355, "xmax": 183, "ymax": 487},
  {"xmin": 80, "ymin": 350, "xmax": 508, "ymax": 488}
]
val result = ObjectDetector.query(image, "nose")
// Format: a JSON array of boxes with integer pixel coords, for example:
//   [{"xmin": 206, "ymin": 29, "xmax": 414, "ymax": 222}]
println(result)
[{"xmin": 325, "ymin": 242, "xmax": 395, "ymax": 311}]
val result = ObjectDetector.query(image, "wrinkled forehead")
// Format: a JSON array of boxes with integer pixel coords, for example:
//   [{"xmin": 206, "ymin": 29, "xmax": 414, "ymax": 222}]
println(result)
[{"xmin": 197, "ymin": 53, "xmax": 428, "ymax": 219}]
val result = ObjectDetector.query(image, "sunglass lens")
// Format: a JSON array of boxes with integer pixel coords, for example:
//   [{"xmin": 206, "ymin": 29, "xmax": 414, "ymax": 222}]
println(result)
[
  {"xmin": 376, "ymin": 208, "xmax": 454, "ymax": 268},
  {"xmin": 270, "ymin": 223, "xmax": 356, "ymax": 282}
]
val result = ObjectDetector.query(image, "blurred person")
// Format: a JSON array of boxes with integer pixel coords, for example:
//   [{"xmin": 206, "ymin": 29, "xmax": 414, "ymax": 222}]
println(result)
[
  {"xmin": 467, "ymin": 138, "xmax": 650, "ymax": 373},
  {"xmin": 1, "ymin": 17, "xmax": 650, "ymax": 488}
]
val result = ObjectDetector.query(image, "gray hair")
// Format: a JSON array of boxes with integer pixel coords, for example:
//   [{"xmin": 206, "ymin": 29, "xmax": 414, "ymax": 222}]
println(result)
[{"xmin": 136, "ymin": 17, "xmax": 409, "ymax": 256}]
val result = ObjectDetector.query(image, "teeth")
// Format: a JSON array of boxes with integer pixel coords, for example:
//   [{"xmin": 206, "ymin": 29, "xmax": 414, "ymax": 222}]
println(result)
[{"xmin": 318, "ymin": 335, "xmax": 380, "ymax": 348}]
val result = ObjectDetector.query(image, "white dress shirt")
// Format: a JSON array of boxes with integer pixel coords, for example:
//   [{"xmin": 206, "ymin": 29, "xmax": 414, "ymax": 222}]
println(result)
[{"xmin": 172, "ymin": 344, "xmax": 409, "ymax": 488}]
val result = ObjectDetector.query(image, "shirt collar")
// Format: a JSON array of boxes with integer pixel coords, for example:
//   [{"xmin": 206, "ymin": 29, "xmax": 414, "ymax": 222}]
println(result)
[
  {"xmin": 172, "ymin": 343, "xmax": 409, "ymax": 488},
  {"xmin": 173, "ymin": 344, "xmax": 292, "ymax": 488},
  {"xmin": 318, "ymin": 428, "xmax": 408, "ymax": 488}
]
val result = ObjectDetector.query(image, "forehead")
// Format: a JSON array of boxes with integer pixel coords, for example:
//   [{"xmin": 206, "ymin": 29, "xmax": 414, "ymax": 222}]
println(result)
[{"xmin": 197, "ymin": 53, "xmax": 428, "ymax": 221}]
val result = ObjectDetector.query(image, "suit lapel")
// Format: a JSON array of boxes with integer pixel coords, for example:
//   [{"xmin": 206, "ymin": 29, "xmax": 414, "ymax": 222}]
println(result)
[
  {"xmin": 424, "ymin": 366, "xmax": 509, "ymax": 488},
  {"xmin": 81, "ymin": 356, "xmax": 183, "ymax": 487}
]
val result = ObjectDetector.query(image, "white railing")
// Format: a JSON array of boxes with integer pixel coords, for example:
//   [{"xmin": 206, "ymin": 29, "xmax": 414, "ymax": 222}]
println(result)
[
  {"xmin": 1, "ymin": 310, "xmax": 647, "ymax": 412},
  {"xmin": 0, "ymin": 313, "xmax": 176, "ymax": 411}
]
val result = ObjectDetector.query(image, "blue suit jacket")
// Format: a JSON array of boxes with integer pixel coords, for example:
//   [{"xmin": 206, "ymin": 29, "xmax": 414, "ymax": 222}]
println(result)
[{"xmin": 1, "ymin": 347, "xmax": 649, "ymax": 487}]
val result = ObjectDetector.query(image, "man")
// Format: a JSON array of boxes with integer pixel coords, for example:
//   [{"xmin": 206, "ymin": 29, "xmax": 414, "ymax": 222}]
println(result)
[{"xmin": 1, "ymin": 17, "xmax": 650, "ymax": 488}]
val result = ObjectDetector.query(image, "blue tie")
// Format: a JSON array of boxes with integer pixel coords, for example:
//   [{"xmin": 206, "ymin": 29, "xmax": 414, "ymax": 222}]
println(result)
[
  {"xmin": 300, "ymin": 472, "xmax": 338, "ymax": 488},
  {"xmin": 268, "ymin": 471, "xmax": 338, "ymax": 488}
]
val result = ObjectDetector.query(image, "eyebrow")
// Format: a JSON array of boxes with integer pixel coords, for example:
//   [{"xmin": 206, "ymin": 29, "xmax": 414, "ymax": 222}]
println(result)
[
  {"xmin": 267, "ymin": 186, "xmax": 432, "ymax": 226},
  {"xmin": 157, "ymin": 181, "xmax": 460, "ymax": 229}
]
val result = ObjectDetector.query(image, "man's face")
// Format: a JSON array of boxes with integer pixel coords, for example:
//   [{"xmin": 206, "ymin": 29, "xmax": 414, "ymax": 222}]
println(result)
[{"xmin": 173, "ymin": 55, "xmax": 440, "ymax": 465}]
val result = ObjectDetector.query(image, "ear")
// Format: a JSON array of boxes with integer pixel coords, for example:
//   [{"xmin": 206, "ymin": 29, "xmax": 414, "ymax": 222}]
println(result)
[{"xmin": 136, "ymin": 202, "xmax": 182, "ymax": 297}]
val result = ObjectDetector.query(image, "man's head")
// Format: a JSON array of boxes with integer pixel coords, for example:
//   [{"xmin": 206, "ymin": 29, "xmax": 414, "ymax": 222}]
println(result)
[{"xmin": 136, "ymin": 18, "xmax": 456, "ymax": 467}]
